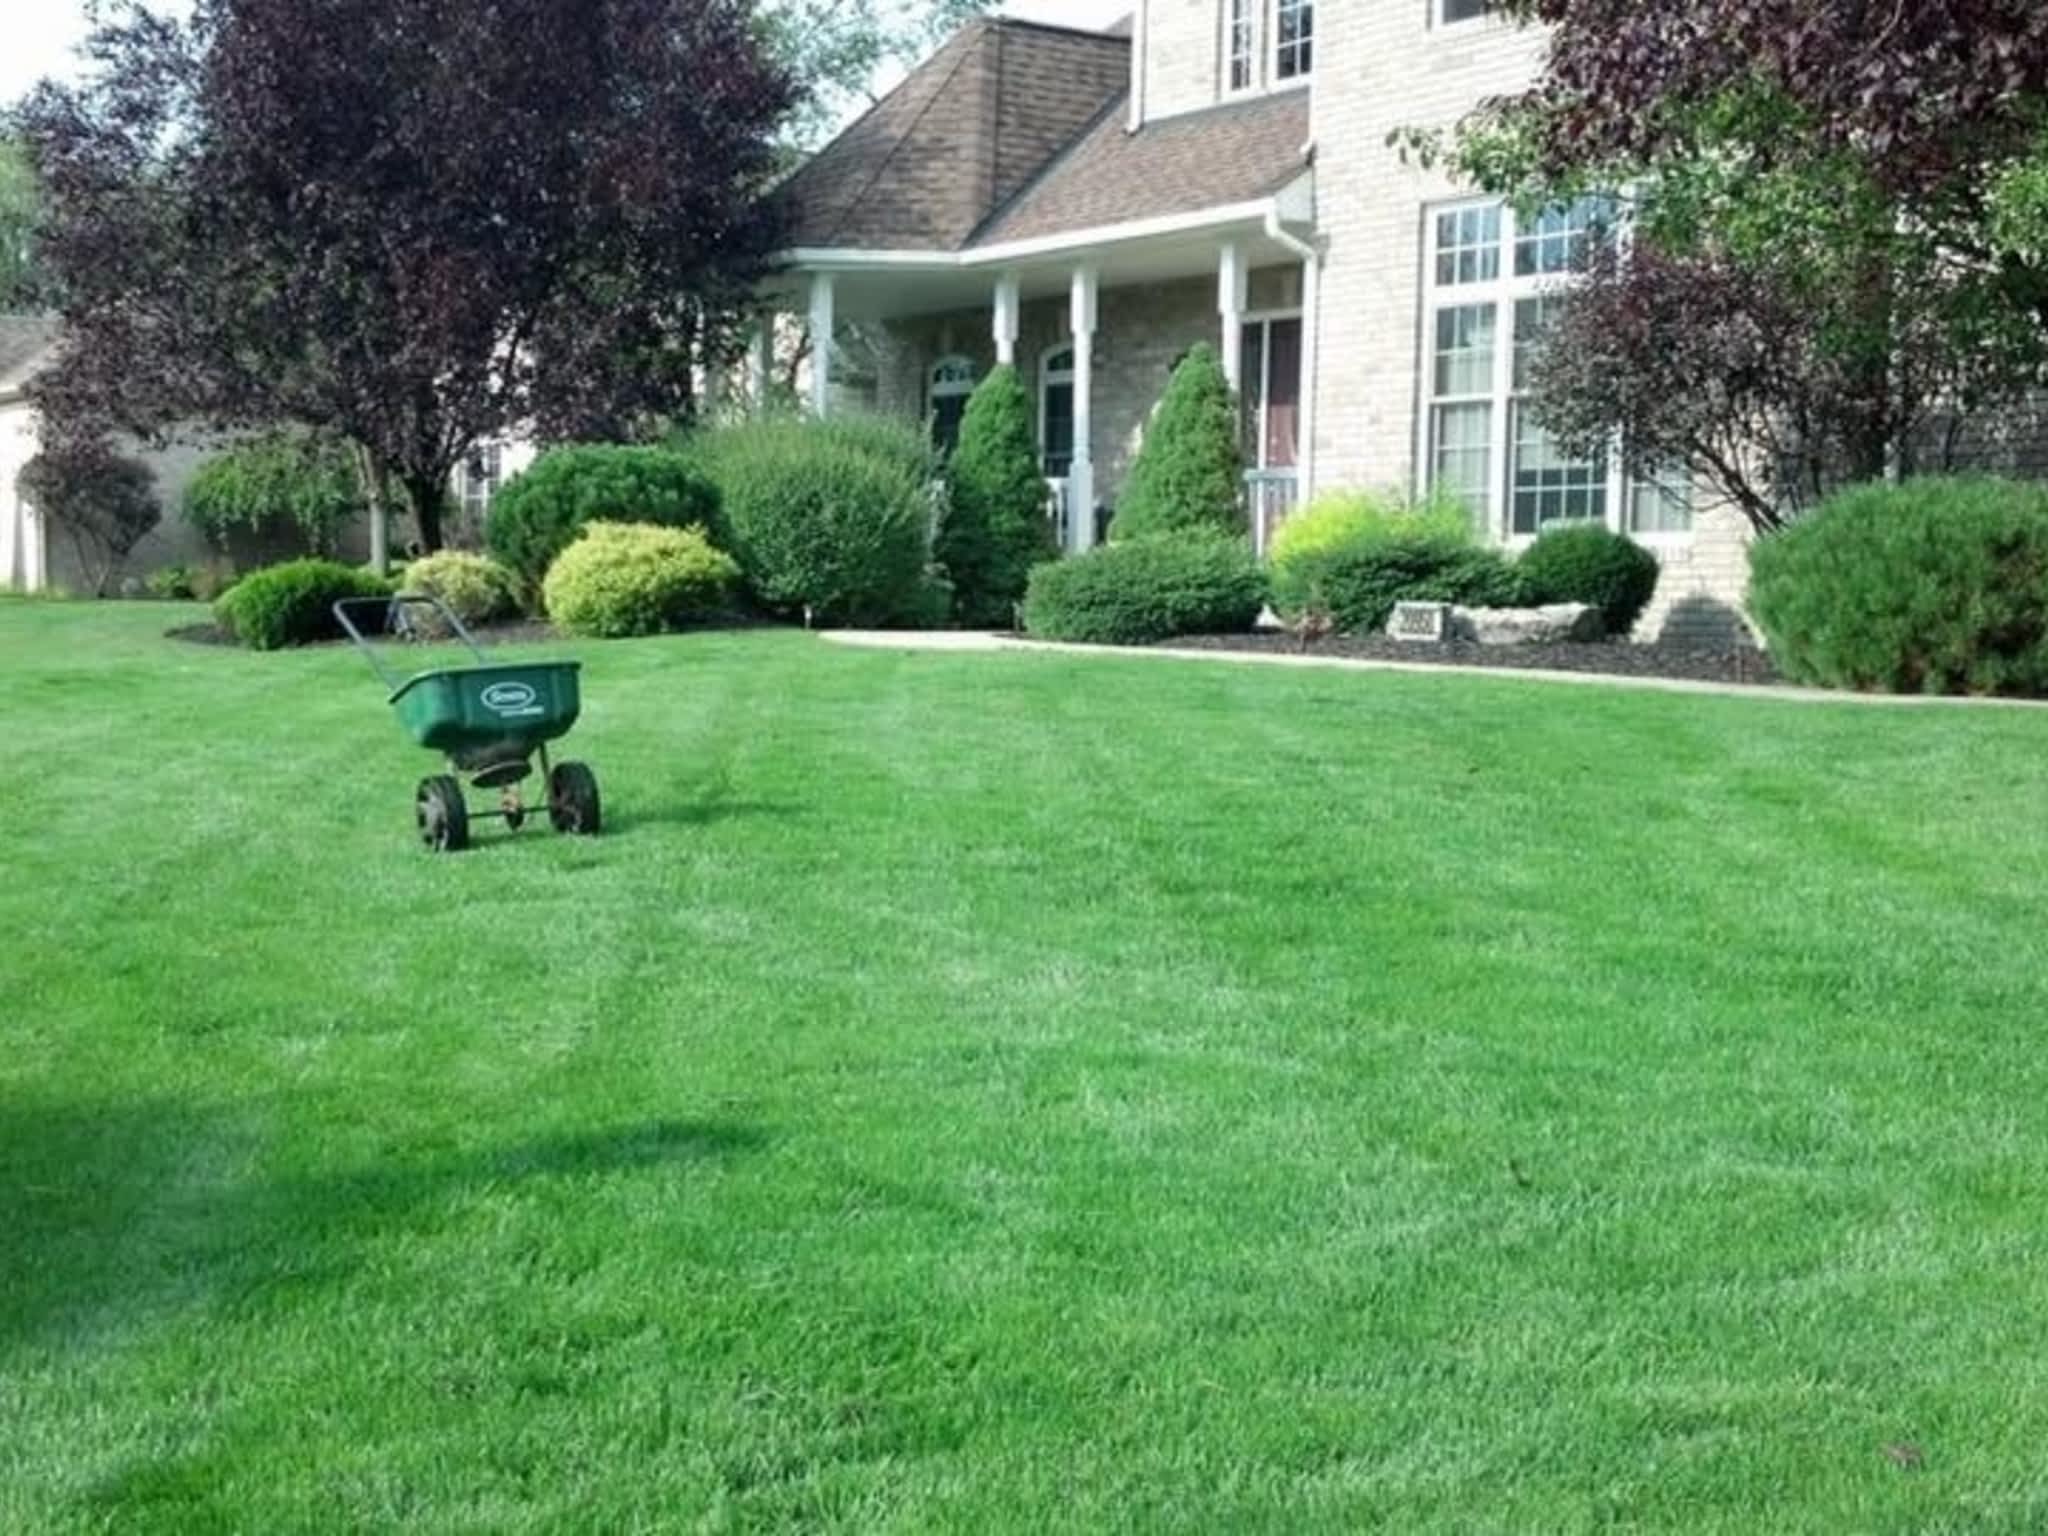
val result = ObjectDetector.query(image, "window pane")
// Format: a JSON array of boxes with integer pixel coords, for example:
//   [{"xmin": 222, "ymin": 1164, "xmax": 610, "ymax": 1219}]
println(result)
[
  {"xmin": 1228, "ymin": 0, "xmax": 1254, "ymax": 90},
  {"xmin": 1432, "ymin": 402, "xmax": 1492, "ymax": 522},
  {"xmin": 1514, "ymin": 196, "xmax": 1615, "ymax": 278},
  {"xmin": 1629, "ymin": 467, "xmax": 1693, "ymax": 533},
  {"xmin": 1042, "ymin": 382, "xmax": 1074, "ymax": 478},
  {"xmin": 1276, "ymin": 0, "xmax": 1313, "ymax": 79},
  {"xmin": 1264, "ymin": 319, "xmax": 1303, "ymax": 469},
  {"xmin": 1433, "ymin": 305, "xmax": 1496, "ymax": 398},
  {"xmin": 1510, "ymin": 402, "xmax": 1607, "ymax": 535},
  {"xmin": 1441, "ymin": 0, "xmax": 1494, "ymax": 21},
  {"xmin": 1433, "ymin": 204, "xmax": 1501, "ymax": 287},
  {"xmin": 1512, "ymin": 294, "xmax": 1566, "ymax": 390}
]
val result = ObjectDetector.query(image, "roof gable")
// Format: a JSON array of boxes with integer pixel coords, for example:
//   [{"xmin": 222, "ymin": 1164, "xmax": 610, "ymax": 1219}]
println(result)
[{"xmin": 784, "ymin": 19, "xmax": 1131, "ymax": 252}]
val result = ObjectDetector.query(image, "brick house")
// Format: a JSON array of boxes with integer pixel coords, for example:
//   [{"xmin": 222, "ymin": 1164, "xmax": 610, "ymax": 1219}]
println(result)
[{"xmin": 772, "ymin": 4, "xmax": 1752, "ymax": 641}]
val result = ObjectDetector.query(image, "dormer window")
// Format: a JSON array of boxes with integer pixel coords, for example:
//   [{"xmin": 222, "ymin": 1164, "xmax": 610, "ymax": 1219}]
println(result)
[{"xmin": 1275, "ymin": 0, "xmax": 1313, "ymax": 80}]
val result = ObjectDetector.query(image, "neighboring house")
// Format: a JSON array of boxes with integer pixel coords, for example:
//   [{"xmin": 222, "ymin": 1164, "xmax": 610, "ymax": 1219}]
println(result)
[{"xmin": 774, "ymin": 4, "xmax": 1752, "ymax": 640}]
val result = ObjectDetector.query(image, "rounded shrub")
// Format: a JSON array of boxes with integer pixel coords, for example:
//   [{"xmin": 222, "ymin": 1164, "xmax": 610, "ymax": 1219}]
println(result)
[
  {"xmin": 1021, "ymin": 534, "xmax": 1267, "ymax": 645},
  {"xmin": 486, "ymin": 445, "xmax": 722, "ymax": 596},
  {"xmin": 1750, "ymin": 476, "xmax": 2048, "ymax": 695},
  {"xmin": 1269, "ymin": 486, "xmax": 1476, "ymax": 623},
  {"xmin": 1109, "ymin": 343, "xmax": 1247, "ymax": 541},
  {"xmin": 1301, "ymin": 534, "xmax": 1522, "ymax": 635},
  {"xmin": 401, "ymin": 550, "xmax": 521, "ymax": 631},
  {"xmin": 541, "ymin": 521, "xmax": 740, "ymax": 639},
  {"xmin": 214, "ymin": 558, "xmax": 393, "ymax": 650},
  {"xmin": 685, "ymin": 415, "xmax": 934, "ymax": 627},
  {"xmin": 1517, "ymin": 524, "xmax": 1662, "ymax": 636},
  {"xmin": 183, "ymin": 430, "xmax": 361, "ymax": 566}
]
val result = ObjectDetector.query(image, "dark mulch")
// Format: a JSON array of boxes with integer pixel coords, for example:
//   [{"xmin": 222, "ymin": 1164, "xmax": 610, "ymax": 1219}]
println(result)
[
  {"xmin": 167, "ymin": 619, "xmax": 563, "ymax": 650},
  {"xmin": 1159, "ymin": 631, "xmax": 1787, "ymax": 688}
]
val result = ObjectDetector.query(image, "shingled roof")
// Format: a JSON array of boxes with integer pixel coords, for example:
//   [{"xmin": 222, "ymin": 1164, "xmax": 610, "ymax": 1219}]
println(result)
[
  {"xmin": 972, "ymin": 89, "xmax": 1312, "ymax": 247},
  {"xmin": 784, "ymin": 19, "xmax": 1132, "ymax": 252}
]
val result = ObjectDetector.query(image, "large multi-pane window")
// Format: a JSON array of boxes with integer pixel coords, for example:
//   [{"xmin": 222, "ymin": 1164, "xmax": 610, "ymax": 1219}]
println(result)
[
  {"xmin": 1275, "ymin": 0, "xmax": 1313, "ymax": 79},
  {"xmin": 1423, "ymin": 197, "xmax": 1690, "ymax": 539}
]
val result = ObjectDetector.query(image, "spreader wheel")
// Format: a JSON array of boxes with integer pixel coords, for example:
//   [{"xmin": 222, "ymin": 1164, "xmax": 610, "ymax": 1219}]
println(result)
[
  {"xmin": 547, "ymin": 761, "xmax": 601, "ymax": 836},
  {"xmin": 416, "ymin": 775, "xmax": 470, "ymax": 853}
]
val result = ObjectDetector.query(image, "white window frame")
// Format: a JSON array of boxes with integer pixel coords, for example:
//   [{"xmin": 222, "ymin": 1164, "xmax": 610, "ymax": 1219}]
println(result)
[
  {"xmin": 457, "ymin": 441, "xmax": 504, "ymax": 524},
  {"xmin": 1433, "ymin": 0, "xmax": 1498, "ymax": 29},
  {"xmin": 1038, "ymin": 344, "xmax": 1077, "ymax": 478},
  {"xmin": 928, "ymin": 354, "xmax": 978, "ymax": 451},
  {"xmin": 1418, "ymin": 197, "xmax": 1692, "ymax": 548},
  {"xmin": 1222, "ymin": 0, "xmax": 1262, "ymax": 97},
  {"xmin": 1274, "ymin": 0, "xmax": 1313, "ymax": 82},
  {"xmin": 1240, "ymin": 308, "xmax": 1305, "ymax": 473}
]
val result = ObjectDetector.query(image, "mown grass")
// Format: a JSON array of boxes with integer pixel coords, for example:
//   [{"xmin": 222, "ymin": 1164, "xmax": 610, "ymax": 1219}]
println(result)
[{"xmin": 4, "ymin": 598, "xmax": 2048, "ymax": 1532}]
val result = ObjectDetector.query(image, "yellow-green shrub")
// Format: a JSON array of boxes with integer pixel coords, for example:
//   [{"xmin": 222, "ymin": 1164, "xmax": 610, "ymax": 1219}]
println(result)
[
  {"xmin": 1269, "ymin": 485, "xmax": 1485, "ymax": 625},
  {"xmin": 541, "ymin": 522, "xmax": 738, "ymax": 638},
  {"xmin": 402, "ymin": 550, "xmax": 520, "ymax": 631}
]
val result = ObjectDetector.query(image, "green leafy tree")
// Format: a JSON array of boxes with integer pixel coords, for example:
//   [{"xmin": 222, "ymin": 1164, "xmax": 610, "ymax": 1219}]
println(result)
[
  {"xmin": 1109, "ymin": 344, "xmax": 1246, "ymax": 542},
  {"xmin": 0, "ymin": 142, "xmax": 42, "ymax": 311},
  {"xmin": 940, "ymin": 365, "xmax": 1052, "ymax": 625}
]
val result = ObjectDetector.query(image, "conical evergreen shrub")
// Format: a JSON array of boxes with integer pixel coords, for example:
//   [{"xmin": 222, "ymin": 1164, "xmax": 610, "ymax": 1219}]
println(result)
[
  {"xmin": 1108, "ymin": 343, "xmax": 1246, "ymax": 541},
  {"xmin": 940, "ymin": 365, "xmax": 1055, "ymax": 625}
]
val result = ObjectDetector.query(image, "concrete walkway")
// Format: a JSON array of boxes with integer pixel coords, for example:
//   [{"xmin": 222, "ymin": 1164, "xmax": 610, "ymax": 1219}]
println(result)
[{"xmin": 820, "ymin": 629, "xmax": 2048, "ymax": 711}]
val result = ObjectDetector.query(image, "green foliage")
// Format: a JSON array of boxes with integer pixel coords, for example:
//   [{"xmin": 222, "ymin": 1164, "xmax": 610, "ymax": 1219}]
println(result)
[
  {"xmin": 1517, "ymin": 524, "xmax": 1662, "ymax": 636},
  {"xmin": 16, "ymin": 445, "xmax": 161, "ymax": 597},
  {"xmin": 401, "ymin": 550, "xmax": 520, "ymax": 631},
  {"xmin": 942, "ymin": 366, "xmax": 1055, "ymax": 626},
  {"xmin": 182, "ymin": 430, "xmax": 363, "ymax": 562},
  {"xmin": 213, "ymin": 558, "xmax": 392, "ymax": 651},
  {"xmin": 1109, "ymin": 344, "xmax": 1246, "ymax": 541},
  {"xmin": 0, "ymin": 140, "xmax": 43, "ymax": 309},
  {"xmin": 1268, "ymin": 486, "xmax": 1478, "ymax": 622},
  {"xmin": 1021, "ymin": 534, "xmax": 1266, "ymax": 645},
  {"xmin": 486, "ymin": 446, "xmax": 723, "ymax": 597},
  {"xmin": 143, "ymin": 563, "xmax": 226, "ymax": 602},
  {"xmin": 1303, "ymin": 536, "xmax": 1523, "ymax": 635},
  {"xmin": 1750, "ymin": 477, "xmax": 2048, "ymax": 695},
  {"xmin": 685, "ymin": 415, "xmax": 935, "ymax": 626},
  {"xmin": 541, "ymin": 522, "xmax": 740, "ymax": 639}
]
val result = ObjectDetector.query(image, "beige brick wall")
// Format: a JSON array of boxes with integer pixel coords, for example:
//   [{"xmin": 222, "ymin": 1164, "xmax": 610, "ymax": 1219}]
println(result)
[
  {"xmin": 1306, "ymin": 4, "xmax": 1753, "ymax": 641},
  {"xmin": 1143, "ymin": 0, "xmax": 1222, "ymax": 121}
]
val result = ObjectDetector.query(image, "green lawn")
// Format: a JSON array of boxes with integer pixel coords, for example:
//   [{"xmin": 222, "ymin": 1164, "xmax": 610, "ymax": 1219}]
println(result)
[{"xmin": 5, "ymin": 598, "xmax": 2048, "ymax": 1533}]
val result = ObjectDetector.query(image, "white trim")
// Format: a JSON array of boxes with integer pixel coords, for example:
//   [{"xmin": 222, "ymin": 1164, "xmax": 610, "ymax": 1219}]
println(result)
[
  {"xmin": 784, "ymin": 198, "xmax": 1282, "ymax": 273},
  {"xmin": 1068, "ymin": 266, "xmax": 1098, "ymax": 554},
  {"xmin": 1129, "ymin": 0, "xmax": 1150, "ymax": 130},
  {"xmin": 807, "ymin": 271, "xmax": 836, "ymax": 417}
]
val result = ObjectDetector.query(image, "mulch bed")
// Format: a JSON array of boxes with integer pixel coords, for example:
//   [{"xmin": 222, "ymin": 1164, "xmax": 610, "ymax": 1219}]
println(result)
[
  {"xmin": 1159, "ymin": 631, "xmax": 1787, "ymax": 688},
  {"xmin": 167, "ymin": 619, "xmax": 562, "ymax": 650}
]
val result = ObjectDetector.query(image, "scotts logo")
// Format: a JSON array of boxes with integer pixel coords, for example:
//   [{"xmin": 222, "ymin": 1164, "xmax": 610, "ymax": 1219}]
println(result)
[{"xmin": 481, "ymin": 681, "xmax": 540, "ymax": 714}]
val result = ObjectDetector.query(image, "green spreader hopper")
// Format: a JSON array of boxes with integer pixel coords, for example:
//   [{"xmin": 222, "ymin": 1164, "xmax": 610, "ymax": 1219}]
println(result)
[{"xmin": 337, "ymin": 596, "xmax": 601, "ymax": 852}]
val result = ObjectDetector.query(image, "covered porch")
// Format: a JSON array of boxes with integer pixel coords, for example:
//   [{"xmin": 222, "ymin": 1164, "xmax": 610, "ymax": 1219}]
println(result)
[{"xmin": 768, "ymin": 204, "xmax": 1319, "ymax": 557}]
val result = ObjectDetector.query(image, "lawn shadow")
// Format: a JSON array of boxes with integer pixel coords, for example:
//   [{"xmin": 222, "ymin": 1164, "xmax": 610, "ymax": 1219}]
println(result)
[
  {"xmin": 0, "ymin": 1098, "xmax": 765, "ymax": 1364},
  {"xmin": 603, "ymin": 767, "xmax": 806, "ymax": 835}
]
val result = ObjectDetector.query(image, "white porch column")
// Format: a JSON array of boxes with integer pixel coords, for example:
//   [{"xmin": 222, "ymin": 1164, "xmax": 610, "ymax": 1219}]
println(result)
[
  {"xmin": 807, "ymin": 272, "xmax": 836, "ymax": 418},
  {"xmin": 993, "ymin": 272, "xmax": 1021, "ymax": 368},
  {"xmin": 1068, "ymin": 265, "xmax": 1099, "ymax": 553},
  {"xmin": 747, "ymin": 317, "xmax": 773, "ymax": 412},
  {"xmin": 1218, "ymin": 241, "xmax": 1248, "ymax": 393}
]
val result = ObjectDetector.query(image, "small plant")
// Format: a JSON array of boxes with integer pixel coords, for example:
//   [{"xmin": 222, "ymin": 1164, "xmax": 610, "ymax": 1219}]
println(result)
[
  {"xmin": 1517, "ymin": 524, "xmax": 1662, "ymax": 636},
  {"xmin": 1751, "ymin": 476, "xmax": 2048, "ymax": 694},
  {"xmin": 942, "ymin": 365, "xmax": 1055, "ymax": 626},
  {"xmin": 16, "ymin": 444, "xmax": 161, "ymax": 597},
  {"xmin": 685, "ymin": 415, "xmax": 936, "ymax": 627},
  {"xmin": 401, "ymin": 550, "xmax": 520, "ymax": 631},
  {"xmin": 1300, "ymin": 535, "xmax": 1523, "ymax": 635},
  {"xmin": 1022, "ymin": 534, "xmax": 1267, "ymax": 645},
  {"xmin": 214, "ymin": 558, "xmax": 393, "ymax": 650},
  {"xmin": 541, "ymin": 522, "xmax": 739, "ymax": 638},
  {"xmin": 487, "ymin": 445, "xmax": 722, "ymax": 597},
  {"xmin": 144, "ymin": 564, "xmax": 207, "ymax": 602},
  {"xmin": 1109, "ymin": 344, "xmax": 1246, "ymax": 541},
  {"xmin": 182, "ymin": 429, "xmax": 362, "ymax": 566}
]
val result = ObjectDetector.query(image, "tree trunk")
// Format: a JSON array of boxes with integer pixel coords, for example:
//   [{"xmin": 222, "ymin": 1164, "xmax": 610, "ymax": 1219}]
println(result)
[
  {"xmin": 402, "ymin": 470, "xmax": 449, "ymax": 554},
  {"xmin": 352, "ymin": 443, "xmax": 391, "ymax": 575}
]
